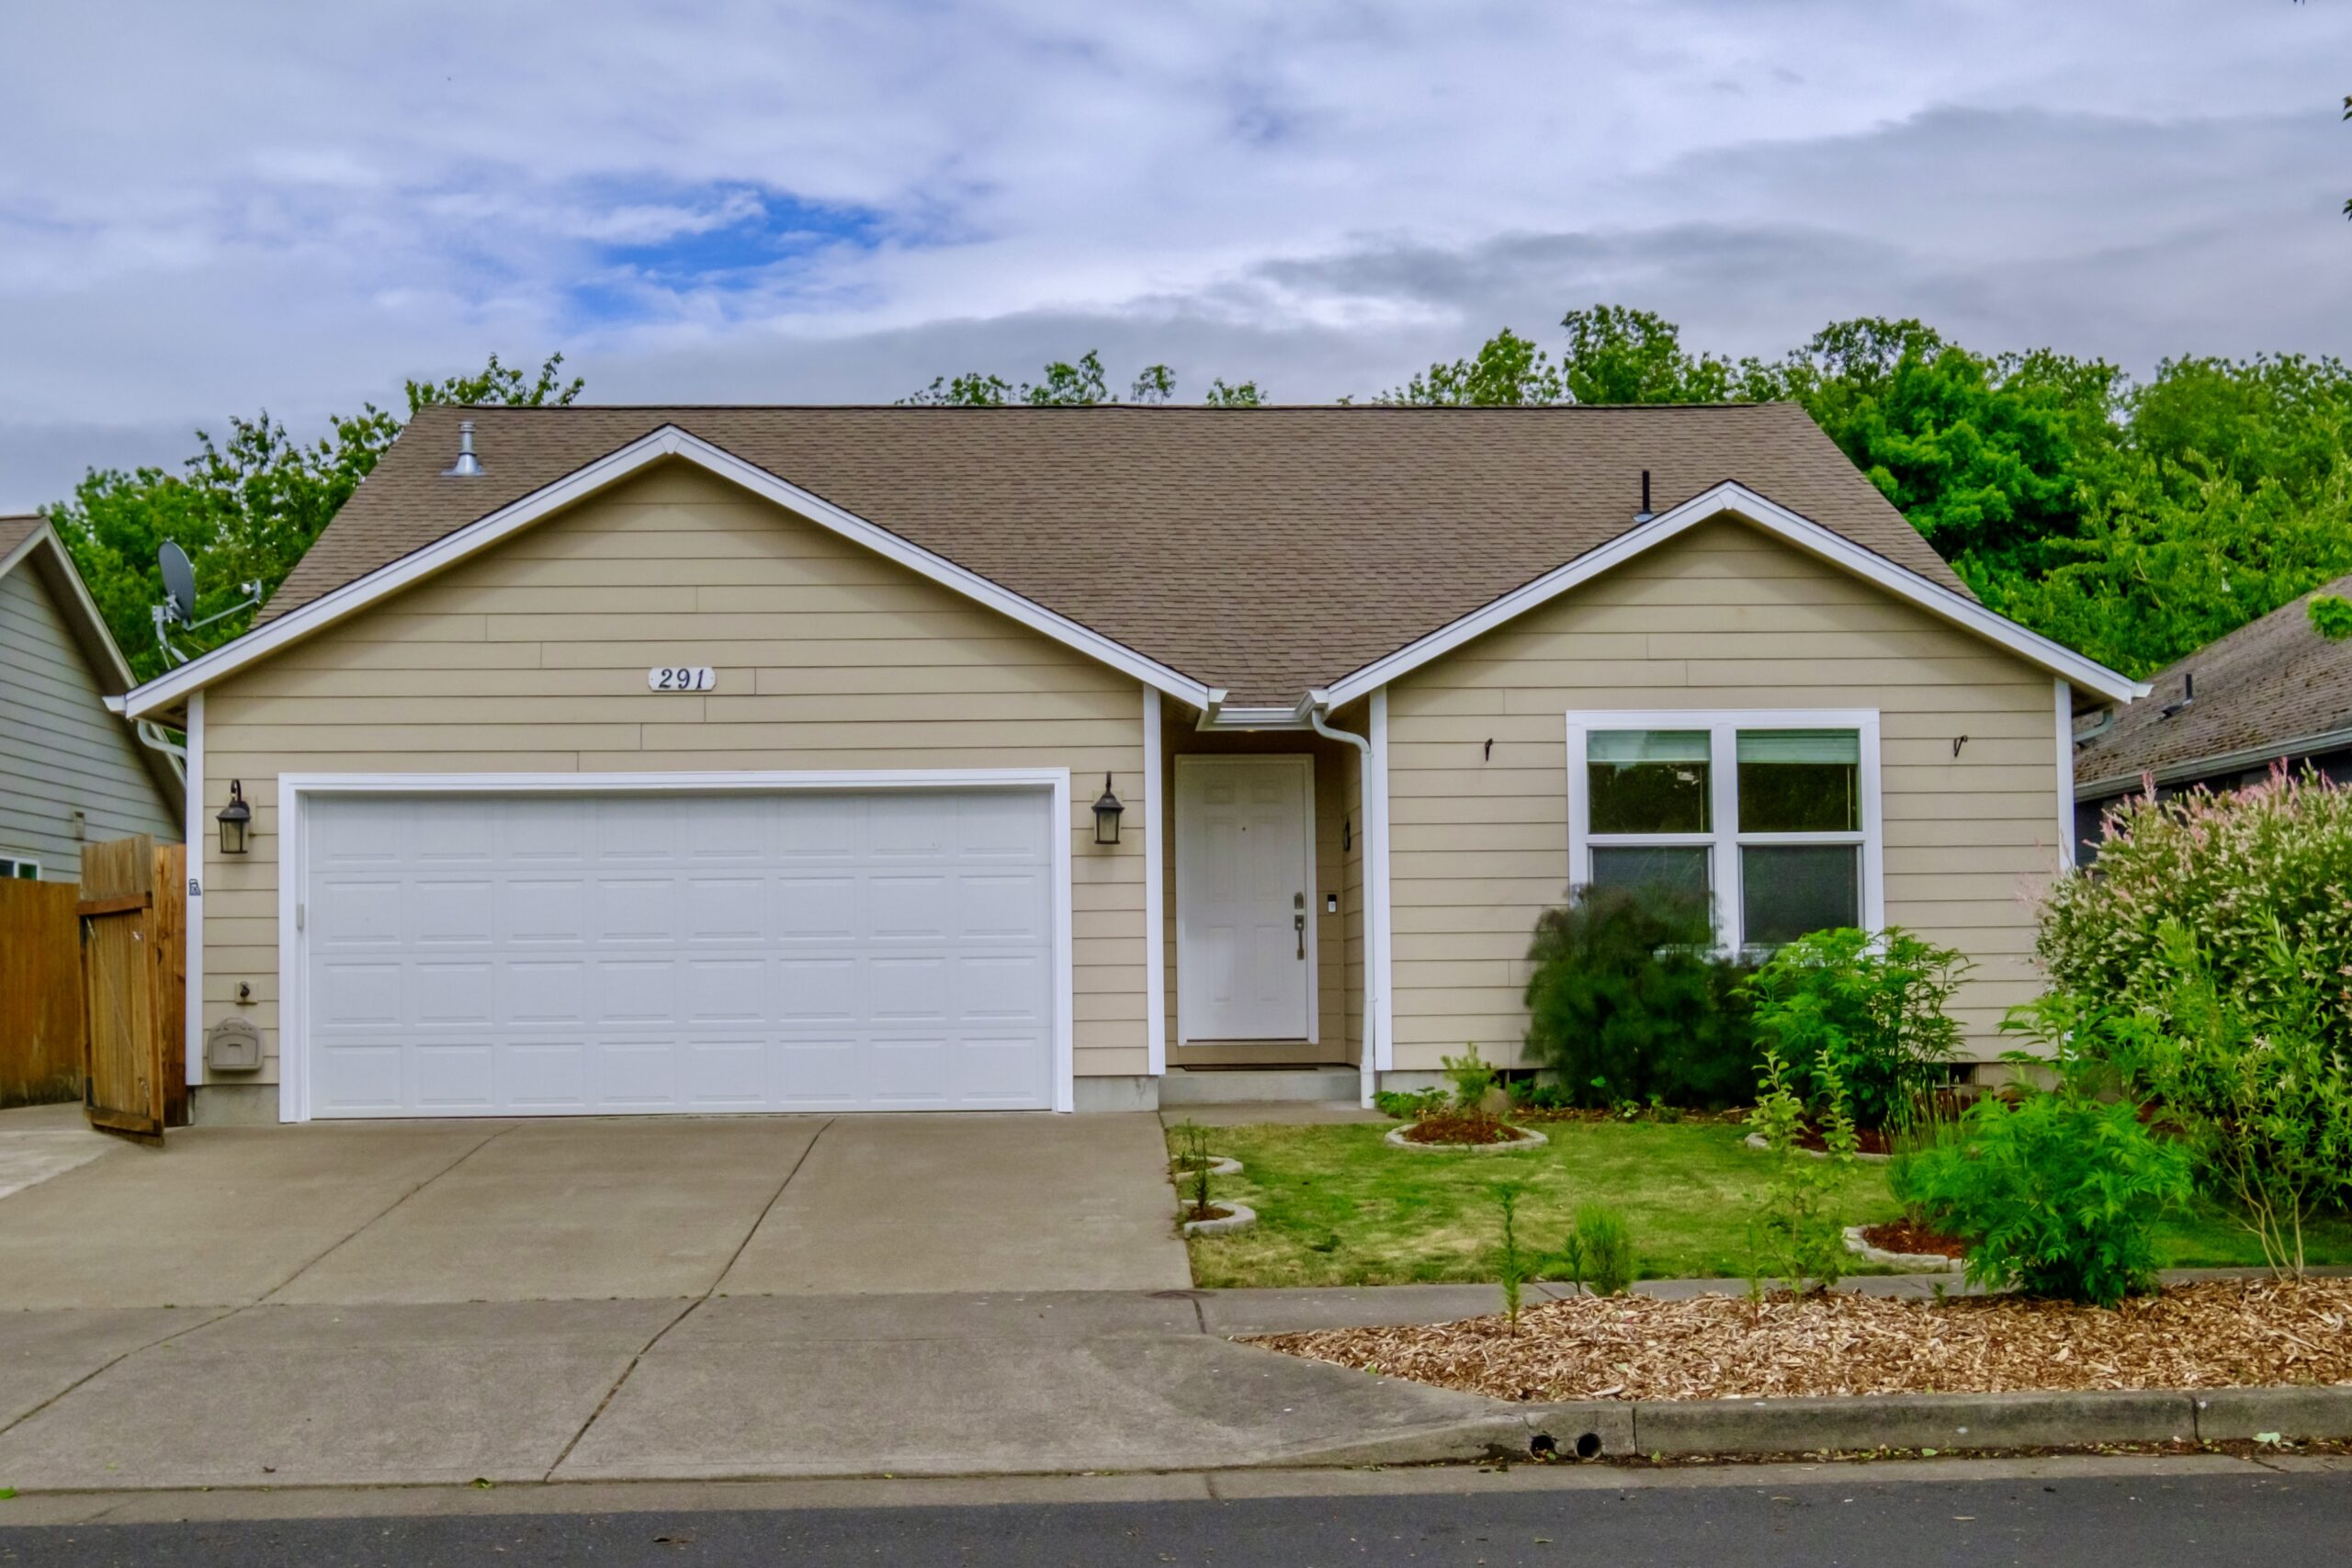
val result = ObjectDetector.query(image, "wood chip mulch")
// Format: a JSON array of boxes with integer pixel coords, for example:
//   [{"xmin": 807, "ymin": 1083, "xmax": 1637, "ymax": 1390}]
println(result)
[
  {"xmin": 1246, "ymin": 1280, "xmax": 2352, "ymax": 1403},
  {"xmin": 1859, "ymin": 1218, "xmax": 1967, "ymax": 1259},
  {"xmin": 1399, "ymin": 1109, "xmax": 1522, "ymax": 1145}
]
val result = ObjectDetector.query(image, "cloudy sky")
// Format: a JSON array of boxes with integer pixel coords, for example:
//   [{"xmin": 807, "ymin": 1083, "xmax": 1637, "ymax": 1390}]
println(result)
[{"xmin": 3, "ymin": 0, "xmax": 2348, "ymax": 508}]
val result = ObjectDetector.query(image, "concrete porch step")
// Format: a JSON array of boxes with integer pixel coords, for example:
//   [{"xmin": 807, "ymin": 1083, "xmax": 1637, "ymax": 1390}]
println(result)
[{"xmin": 1159, "ymin": 1067, "xmax": 1361, "ymax": 1106}]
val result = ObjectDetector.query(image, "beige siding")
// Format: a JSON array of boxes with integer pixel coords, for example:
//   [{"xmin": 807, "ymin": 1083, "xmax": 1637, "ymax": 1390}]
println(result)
[
  {"xmin": 1385, "ymin": 517, "xmax": 2064, "ymax": 1072},
  {"xmin": 199, "ymin": 460, "xmax": 1148, "ymax": 1089}
]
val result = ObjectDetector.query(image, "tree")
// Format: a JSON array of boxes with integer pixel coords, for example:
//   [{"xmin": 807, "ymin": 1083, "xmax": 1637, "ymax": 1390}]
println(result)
[
  {"xmin": 1556, "ymin": 305, "xmax": 1748, "ymax": 404},
  {"xmin": 1379, "ymin": 328, "xmax": 1564, "ymax": 405},
  {"xmin": 1203, "ymin": 377, "xmax": 1264, "ymax": 408},
  {"xmin": 903, "ymin": 352, "xmax": 1264, "ymax": 408},
  {"xmin": 47, "ymin": 354, "xmax": 582, "ymax": 682}
]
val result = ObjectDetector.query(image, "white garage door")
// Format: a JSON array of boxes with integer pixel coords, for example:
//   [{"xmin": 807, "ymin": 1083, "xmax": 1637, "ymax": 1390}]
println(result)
[{"xmin": 301, "ymin": 789, "xmax": 1058, "ymax": 1116}]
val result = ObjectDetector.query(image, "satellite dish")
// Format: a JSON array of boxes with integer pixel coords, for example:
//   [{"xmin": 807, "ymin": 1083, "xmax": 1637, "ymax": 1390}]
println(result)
[{"xmin": 158, "ymin": 542, "xmax": 198, "ymax": 626}]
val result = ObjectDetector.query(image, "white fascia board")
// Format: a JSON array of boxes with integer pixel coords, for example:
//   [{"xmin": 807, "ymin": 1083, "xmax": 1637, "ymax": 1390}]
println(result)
[
  {"xmin": 1318, "ymin": 481, "xmax": 2149, "ymax": 708},
  {"xmin": 125, "ymin": 425, "xmax": 1214, "ymax": 719},
  {"xmin": 1198, "ymin": 705, "xmax": 1313, "ymax": 731}
]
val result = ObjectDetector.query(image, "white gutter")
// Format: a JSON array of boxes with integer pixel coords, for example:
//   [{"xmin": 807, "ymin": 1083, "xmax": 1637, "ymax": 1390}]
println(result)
[{"xmin": 1304, "ymin": 688, "xmax": 1378, "ymax": 1109}]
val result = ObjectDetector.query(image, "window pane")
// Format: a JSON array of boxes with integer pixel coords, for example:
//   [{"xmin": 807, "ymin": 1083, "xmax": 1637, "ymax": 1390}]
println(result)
[
  {"xmin": 1591, "ymin": 845, "xmax": 1711, "ymax": 900},
  {"xmin": 1737, "ymin": 728, "xmax": 1860, "ymax": 832},
  {"xmin": 1589, "ymin": 730, "xmax": 1711, "ymax": 833},
  {"xmin": 1740, "ymin": 844, "xmax": 1860, "ymax": 947}
]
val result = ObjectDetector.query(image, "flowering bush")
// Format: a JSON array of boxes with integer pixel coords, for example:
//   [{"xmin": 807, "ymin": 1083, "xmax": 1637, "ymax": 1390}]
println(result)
[{"xmin": 2041, "ymin": 768, "xmax": 2352, "ymax": 1054}]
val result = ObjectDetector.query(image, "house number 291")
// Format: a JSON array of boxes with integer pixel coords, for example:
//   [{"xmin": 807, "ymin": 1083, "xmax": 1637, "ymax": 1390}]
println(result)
[{"xmin": 648, "ymin": 666, "xmax": 718, "ymax": 692}]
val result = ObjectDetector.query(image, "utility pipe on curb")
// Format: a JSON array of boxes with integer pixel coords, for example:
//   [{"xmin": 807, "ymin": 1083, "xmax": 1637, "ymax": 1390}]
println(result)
[{"xmin": 1304, "ymin": 690, "xmax": 1377, "ymax": 1109}]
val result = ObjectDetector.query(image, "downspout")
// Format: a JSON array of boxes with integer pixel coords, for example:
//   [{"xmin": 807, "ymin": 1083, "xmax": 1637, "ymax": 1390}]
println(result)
[{"xmin": 1304, "ymin": 690, "xmax": 1378, "ymax": 1109}]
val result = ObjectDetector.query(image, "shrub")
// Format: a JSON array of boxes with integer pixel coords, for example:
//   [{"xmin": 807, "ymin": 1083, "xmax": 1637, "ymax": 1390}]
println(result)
[
  {"xmin": 1493, "ymin": 1182, "xmax": 1530, "ymax": 1331},
  {"xmin": 2041, "ymin": 767, "xmax": 2352, "ymax": 1057},
  {"xmin": 1745, "ymin": 1048, "xmax": 1857, "ymax": 1292},
  {"xmin": 2117, "ymin": 919, "xmax": 2352, "ymax": 1278},
  {"xmin": 1373, "ymin": 1088, "xmax": 1447, "ymax": 1121},
  {"xmin": 1744, "ymin": 927, "xmax": 1968, "ymax": 1131},
  {"xmin": 1522, "ymin": 883, "xmax": 1758, "ymax": 1108},
  {"xmin": 1895, "ymin": 997, "xmax": 2194, "ymax": 1306},
  {"xmin": 1442, "ymin": 1045, "xmax": 1498, "ymax": 1109},
  {"xmin": 1558, "ymin": 1201, "xmax": 1637, "ymax": 1297},
  {"xmin": 1173, "ymin": 1121, "xmax": 1216, "ymax": 1220}
]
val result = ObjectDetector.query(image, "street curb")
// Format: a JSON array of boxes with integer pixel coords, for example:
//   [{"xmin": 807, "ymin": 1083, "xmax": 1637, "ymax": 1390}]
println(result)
[{"xmin": 1261, "ymin": 1384, "xmax": 2352, "ymax": 1466}]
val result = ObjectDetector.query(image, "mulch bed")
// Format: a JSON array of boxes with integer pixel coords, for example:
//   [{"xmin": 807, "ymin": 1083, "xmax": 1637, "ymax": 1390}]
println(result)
[
  {"xmin": 1247, "ymin": 1280, "xmax": 2352, "ymax": 1403},
  {"xmin": 1399, "ymin": 1110, "xmax": 1525, "ymax": 1145},
  {"xmin": 1182, "ymin": 1203, "xmax": 1235, "ymax": 1224},
  {"xmin": 1859, "ymin": 1217, "xmax": 1967, "ymax": 1259}
]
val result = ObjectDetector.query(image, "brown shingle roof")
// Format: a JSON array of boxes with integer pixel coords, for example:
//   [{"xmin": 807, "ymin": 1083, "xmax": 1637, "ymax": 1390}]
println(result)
[
  {"xmin": 265, "ymin": 403, "xmax": 1968, "ymax": 705},
  {"xmin": 2075, "ymin": 574, "xmax": 2352, "ymax": 794},
  {"xmin": 0, "ymin": 514, "xmax": 41, "ymax": 557}
]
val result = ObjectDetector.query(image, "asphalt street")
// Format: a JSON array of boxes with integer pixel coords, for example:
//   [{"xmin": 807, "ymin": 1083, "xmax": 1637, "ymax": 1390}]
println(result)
[{"xmin": 3, "ymin": 1463, "xmax": 2346, "ymax": 1567}]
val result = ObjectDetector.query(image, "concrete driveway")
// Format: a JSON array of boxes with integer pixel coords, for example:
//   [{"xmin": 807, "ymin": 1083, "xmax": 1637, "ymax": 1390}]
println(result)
[{"xmin": 0, "ymin": 1109, "xmax": 1191, "ymax": 1309}]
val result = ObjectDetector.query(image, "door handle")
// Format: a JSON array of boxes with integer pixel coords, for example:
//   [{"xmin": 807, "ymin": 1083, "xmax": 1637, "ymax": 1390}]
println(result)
[{"xmin": 1294, "ymin": 911, "xmax": 1306, "ymax": 959}]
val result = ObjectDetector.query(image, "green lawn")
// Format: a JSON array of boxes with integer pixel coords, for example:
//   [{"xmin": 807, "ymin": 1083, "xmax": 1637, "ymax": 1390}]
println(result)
[{"xmin": 1170, "ymin": 1119, "xmax": 2352, "ymax": 1289}]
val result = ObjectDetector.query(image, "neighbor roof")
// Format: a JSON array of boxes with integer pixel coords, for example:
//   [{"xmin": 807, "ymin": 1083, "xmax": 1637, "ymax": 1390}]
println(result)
[
  {"xmin": 259, "ymin": 403, "xmax": 1970, "ymax": 706},
  {"xmin": 2075, "ymin": 573, "xmax": 2352, "ymax": 796},
  {"xmin": 0, "ymin": 514, "xmax": 187, "ymax": 816}
]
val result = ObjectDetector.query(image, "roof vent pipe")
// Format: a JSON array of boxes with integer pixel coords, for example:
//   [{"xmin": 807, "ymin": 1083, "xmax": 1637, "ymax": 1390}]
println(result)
[
  {"xmin": 443, "ymin": 419, "xmax": 484, "ymax": 478},
  {"xmin": 1635, "ymin": 468, "xmax": 1652, "ymax": 524},
  {"xmin": 2160, "ymin": 670, "xmax": 2194, "ymax": 720}
]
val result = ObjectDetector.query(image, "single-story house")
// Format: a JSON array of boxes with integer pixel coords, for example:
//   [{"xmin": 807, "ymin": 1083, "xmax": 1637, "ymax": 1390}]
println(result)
[
  {"xmin": 118, "ymin": 405, "xmax": 2143, "ymax": 1124},
  {"xmin": 1, "ymin": 514, "xmax": 184, "ymax": 880},
  {"xmin": 2073, "ymin": 573, "xmax": 2352, "ymax": 858}
]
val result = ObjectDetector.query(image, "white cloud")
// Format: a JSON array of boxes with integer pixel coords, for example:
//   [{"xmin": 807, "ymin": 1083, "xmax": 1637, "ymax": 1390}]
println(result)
[{"xmin": 2, "ymin": 0, "xmax": 2348, "ymax": 506}]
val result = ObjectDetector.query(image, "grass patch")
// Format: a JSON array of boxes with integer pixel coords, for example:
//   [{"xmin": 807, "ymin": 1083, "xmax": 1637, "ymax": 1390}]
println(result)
[{"xmin": 1172, "ymin": 1120, "xmax": 2352, "ymax": 1289}]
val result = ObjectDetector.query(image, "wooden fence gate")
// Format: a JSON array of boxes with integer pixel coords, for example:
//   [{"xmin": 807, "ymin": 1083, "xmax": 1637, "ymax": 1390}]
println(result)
[{"xmin": 77, "ymin": 835, "xmax": 187, "ymax": 1142}]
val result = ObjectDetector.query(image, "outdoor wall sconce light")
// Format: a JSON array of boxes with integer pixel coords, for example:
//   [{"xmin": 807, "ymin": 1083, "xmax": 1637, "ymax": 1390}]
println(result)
[
  {"xmin": 1091, "ymin": 773, "xmax": 1125, "ymax": 846},
  {"xmin": 217, "ymin": 780, "xmax": 253, "ymax": 855}
]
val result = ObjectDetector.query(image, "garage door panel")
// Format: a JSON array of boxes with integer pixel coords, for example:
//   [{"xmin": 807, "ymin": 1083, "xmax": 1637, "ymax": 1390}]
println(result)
[
  {"xmin": 684, "ymin": 957, "xmax": 769, "ymax": 1024},
  {"xmin": 416, "ymin": 961, "xmax": 494, "ymax": 1025},
  {"xmin": 412, "ymin": 878, "xmax": 495, "ymax": 943},
  {"xmin": 775, "ymin": 1035, "xmax": 863, "ymax": 1108},
  {"xmin": 304, "ymin": 788, "xmax": 1058, "ymax": 1116},
  {"xmin": 594, "ymin": 958, "xmax": 680, "ymax": 1026},
  {"xmin": 959, "ymin": 872, "xmax": 1048, "ymax": 940},
  {"xmin": 414, "ymin": 1042, "xmax": 496, "ymax": 1111},
  {"xmin": 594, "ymin": 876, "xmax": 678, "ymax": 944},
  {"xmin": 683, "ymin": 875, "xmax": 767, "ymax": 942},
  {"xmin": 503, "ymin": 1041, "xmax": 589, "ymax": 1110},
  {"xmin": 775, "ymin": 874, "xmax": 858, "ymax": 941}
]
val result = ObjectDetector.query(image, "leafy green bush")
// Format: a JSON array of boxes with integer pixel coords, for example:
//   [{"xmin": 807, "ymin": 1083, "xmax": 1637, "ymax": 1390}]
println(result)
[
  {"xmin": 1894, "ymin": 998, "xmax": 2194, "ymax": 1306},
  {"xmin": 1441, "ymin": 1045, "xmax": 1498, "ymax": 1109},
  {"xmin": 2041, "ymin": 769, "xmax": 2352, "ymax": 1058},
  {"xmin": 1373, "ymin": 1088, "xmax": 1448, "ymax": 1121},
  {"xmin": 1559, "ymin": 1202, "xmax": 1637, "ymax": 1297},
  {"xmin": 2115, "ymin": 919, "xmax": 2352, "ymax": 1278},
  {"xmin": 1744, "ymin": 927, "xmax": 1968, "ymax": 1131},
  {"xmin": 1745, "ymin": 1049, "xmax": 1858, "ymax": 1292},
  {"xmin": 1521, "ymin": 884, "xmax": 1758, "ymax": 1108}
]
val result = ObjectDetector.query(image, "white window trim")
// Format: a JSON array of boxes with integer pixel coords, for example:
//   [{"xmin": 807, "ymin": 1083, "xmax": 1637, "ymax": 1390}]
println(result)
[
  {"xmin": 0, "ymin": 856, "xmax": 39, "ymax": 880},
  {"xmin": 1565, "ymin": 708, "xmax": 1885, "ymax": 954},
  {"xmin": 274, "ymin": 769, "xmax": 1075, "ymax": 1124}
]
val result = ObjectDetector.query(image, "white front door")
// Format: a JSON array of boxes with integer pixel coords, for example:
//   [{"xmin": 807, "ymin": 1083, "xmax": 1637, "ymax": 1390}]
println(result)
[
  {"xmin": 1175, "ymin": 757, "xmax": 1315, "ymax": 1042},
  {"xmin": 300, "ymin": 787, "xmax": 1058, "ymax": 1116}
]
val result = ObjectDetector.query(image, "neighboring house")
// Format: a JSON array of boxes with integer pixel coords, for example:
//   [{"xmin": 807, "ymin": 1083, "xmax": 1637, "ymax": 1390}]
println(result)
[
  {"xmin": 119, "ymin": 405, "xmax": 2142, "ymax": 1125},
  {"xmin": 2072, "ymin": 572, "xmax": 2352, "ymax": 858},
  {"xmin": 0, "ymin": 515, "xmax": 184, "ymax": 880}
]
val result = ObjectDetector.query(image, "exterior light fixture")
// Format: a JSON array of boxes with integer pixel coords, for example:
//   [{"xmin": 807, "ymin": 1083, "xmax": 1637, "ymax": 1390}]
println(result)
[
  {"xmin": 1091, "ymin": 773, "xmax": 1125, "ymax": 846},
  {"xmin": 217, "ymin": 780, "xmax": 253, "ymax": 855}
]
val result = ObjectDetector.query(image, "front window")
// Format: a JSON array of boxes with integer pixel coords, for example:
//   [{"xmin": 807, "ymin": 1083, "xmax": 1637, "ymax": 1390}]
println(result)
[{"xmin": 1573, "ymin": 713, "xmax": 1879, "ymax": 954}]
